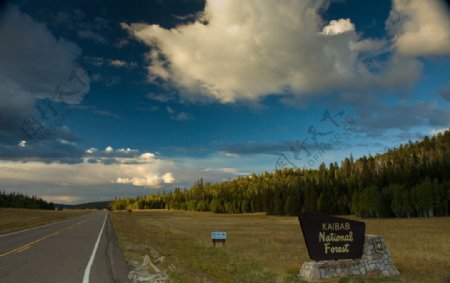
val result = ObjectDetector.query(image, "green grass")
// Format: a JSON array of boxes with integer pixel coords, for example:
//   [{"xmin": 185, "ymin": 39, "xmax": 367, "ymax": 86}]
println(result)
[
  {"xmin": 0, "ymin": 208, "xmax": 93, "ymax": 234},
  {"xmin": 111, "ymin": 210, "xmax": 450, "ymax": 283}
]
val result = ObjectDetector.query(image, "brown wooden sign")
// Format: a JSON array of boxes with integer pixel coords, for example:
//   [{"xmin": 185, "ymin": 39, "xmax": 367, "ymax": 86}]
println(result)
[{"xmin": 298, "ymin": 212, "xmax": 365, "ymax": 261}]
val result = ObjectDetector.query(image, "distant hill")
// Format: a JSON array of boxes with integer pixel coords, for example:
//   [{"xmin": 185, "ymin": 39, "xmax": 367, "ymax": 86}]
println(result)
[
  {"xmin": 55, "ymin": 201, "xmax": 112, "ymax": 210},
  {"xmin": 111, "ymin": 128, "xmax": 450, "ymax": 218}
]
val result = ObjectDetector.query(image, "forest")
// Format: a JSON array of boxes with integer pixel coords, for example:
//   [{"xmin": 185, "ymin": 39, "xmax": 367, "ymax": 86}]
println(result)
[
  {"xmin": 110, "ymin": 129, "xmax": 450, "ymax": 218},
  {"xmin": 0, "ymin": 191, "xmax": 55, "ymax": 210}
]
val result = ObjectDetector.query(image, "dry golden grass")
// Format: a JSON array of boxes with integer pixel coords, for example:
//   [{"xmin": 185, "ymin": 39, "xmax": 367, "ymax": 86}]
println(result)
[
  {"xmin": 0, "ymin": 208, "xmax": 93, "ymax": 234},
  {"xmin": 110, "ymin": 210, "xmax": 450, "ymax": 283}
]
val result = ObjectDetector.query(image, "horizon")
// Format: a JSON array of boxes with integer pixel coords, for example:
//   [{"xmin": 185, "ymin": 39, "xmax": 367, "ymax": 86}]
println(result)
[
  {"xmin": 13, "ymin": 128, "xmax": 450, "ymax": 206},
  {"xmin": 0, "ymin": 0, "xmax": 449, "ymax": 204}
]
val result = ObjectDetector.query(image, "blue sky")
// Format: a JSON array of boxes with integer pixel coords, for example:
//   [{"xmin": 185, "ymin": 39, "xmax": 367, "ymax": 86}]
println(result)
[{"xmin": 0, "ymin": 0, "xmax": 449, "ymax": 204}]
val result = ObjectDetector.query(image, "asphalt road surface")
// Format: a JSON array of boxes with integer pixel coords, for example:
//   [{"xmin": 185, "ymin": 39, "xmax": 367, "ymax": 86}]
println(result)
[{"xmin": 0, "ymin": 211, "xmax": 129, "ymax": 283}]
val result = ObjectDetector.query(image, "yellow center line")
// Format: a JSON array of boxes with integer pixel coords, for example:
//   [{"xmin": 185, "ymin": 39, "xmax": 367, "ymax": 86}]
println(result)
[
  {"xmin": 14, "ymin": 246, "xmax": 31, "ymax": 254},
  {"xmin": 0, "ymin": 231, "xmax": 60, "ymax": 257},
  {"xmin": 0, "ymin": 217, "xmax": 90, "ymax": 257}
]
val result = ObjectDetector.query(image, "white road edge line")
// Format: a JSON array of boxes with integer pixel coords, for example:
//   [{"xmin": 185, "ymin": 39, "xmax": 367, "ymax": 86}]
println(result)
[
  {"xmin": 0, "ymin": 213, "xmax": 92, "ymax": 238},
  {"xmin": 83, "ymin": 212, "xmax": 108, "ymax": 283}
]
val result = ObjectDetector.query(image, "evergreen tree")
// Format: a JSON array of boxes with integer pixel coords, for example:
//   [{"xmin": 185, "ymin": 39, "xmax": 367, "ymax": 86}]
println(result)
[{"xmin": 109, "ymin": 128, "xmax": 450, "ymax": 218}]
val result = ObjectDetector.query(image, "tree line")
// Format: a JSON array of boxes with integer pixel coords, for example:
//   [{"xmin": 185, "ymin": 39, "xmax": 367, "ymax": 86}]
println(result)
[
  {"xmin": 110, "ymin": 129, "xmax": 450, "ymax": 218},
  {"xmin": 0, "ymin": 191, "xmax": 55, "ymax": 210}
]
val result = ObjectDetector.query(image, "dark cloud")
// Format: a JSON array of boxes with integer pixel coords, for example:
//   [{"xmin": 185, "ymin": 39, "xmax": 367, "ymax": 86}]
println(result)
[
  {"xmin": 50, "ymin": 9, "xmax": 111, "ymax": 45},
  {"xmin": 70, "ymin": 104, "xmax": 121, "ymax": 120},
  {"xmin": 0, "ymin": 140, "xmax": 84, "ymax": 164},
  {"xmin": 77, "ymin": 30, "xmax": 107, "ymax": 44},
  {"xmin": 101, "ymin": 158, "xmax": 119, "ymax": 165},
  {"xmin": 82, "ymin": 148, "xmax": 162, "ymax": 165},
  {"xmin": 328, "ymin": 91, "xmax": 450, "ymax": 137},
  {"xmin": 219, "ymin": 142, "xmax": 287, "ymax": 156},
  {"xmin": 428, "ymin": 107, "xmax": 450, "ymax": 127},
  {"xmin": 0, "ymin": 7, "xmax": 86, "ymax": 99},
  {"xmin": 0, "ymin": 6, "xmax": 90, "ymax": 163},
  {"xmin": 218, "ymin": 140, "xmax": 341, "ymax": 156},
  {"xmin": 0, "ymin": 142, "xmax": 159, "ymax": 165},
  {"xmin": 395, "ymin": 131, "xmax": 426, "ymax": 142},
  {"xmin": 357, "ymin": 101, "xmax": 450, "ymax": 131},
  {"xmin": 53, "ymin": 9, "xmax": 86, "ymax": 25},
  {"xmin": 438, "ymin": 84, "xmax": 450, "ymax": 101}
]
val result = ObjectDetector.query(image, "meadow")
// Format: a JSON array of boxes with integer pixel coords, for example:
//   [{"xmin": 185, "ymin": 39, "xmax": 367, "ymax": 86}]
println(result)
[
  {"xmin": 110, "ymin": 210, "xmax": 450, "ymax": 283},
  {"xmin": 0, "ymin": 208, "xmax": 92, "ymax": 234}
]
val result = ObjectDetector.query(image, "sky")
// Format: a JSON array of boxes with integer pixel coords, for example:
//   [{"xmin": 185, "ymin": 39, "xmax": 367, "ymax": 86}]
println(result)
[{"xmin": 0, "ymin": 0, "xmax": 449, "ymax": 204}]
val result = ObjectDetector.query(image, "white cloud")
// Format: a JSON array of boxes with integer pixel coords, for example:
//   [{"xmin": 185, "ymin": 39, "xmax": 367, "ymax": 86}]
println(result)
[
  {"xmin": 166, "ymin": 106, "xmax": 175, "ymax": 115},
  {"xmin": 115, "ymin": 38, "xmax": 130, "ymax": 48},
  {"xmin": 203, "ymin": 167, "xmax": 247, "ymax": 176},
  {"xmin": 0, "ymin": 151, "xmax": 176, "ymax": 190},
  {"xmin": 166, "ymin": 106, "xmax": 192, "ymax": 121},
  {"xmin": 85, "ymin": 56, "xmax": 137, "ymax": 68},
  {"xmin": 387, "ymin": 0, "xmax": 450, "ymax": 56},
  {"xmin": 0, "ymin": 149, "xmax": 274, "ymax": 201},
  {"xmin": 82, "ymin": 147, "xmax": 159, "ymax": 165},
  {"xmin": 0, "ymin": 148, "xmax": 275, "ymax": 196},
  {"xmin": 139, "ymin": 152, "xmax": 156, "ymax": 161},
  {"xmin": 147, "ymin": 92, "xmax": 173, "ymax": 103},
  {"xmin": 18, "ymin": 140, "xmax": 27, "ymax": 148},
  {"xmin": 93, "ymin": 110, "xmax": 120, "ymax": 119},
  {"xmin": 162, "ymin": 172, "xmax": 175, "ymax": 184},
  {"xmin": 86, "ymin": 147, "xmax": 98, "ymax": 154},
  {"xmin": 429, "ymin": 127, "xmax": 449, "ymax": 136},
  {"xmin": 225, "ymin": 153, "xmax": 240, "ymax": 157},
  {"xmin": 350, "ymin": 39, "xmax": 390, "ymax": 57},
  {"xmin": 322, "ymin": 18, "xmax": 355, "ymax": 35},
  {"xmin": 115, "ymin": 174, "xmax": 173, "ymax": 188},
  {"xmin": 173, "ymin": 112, "xmax": 192, "ymax": 121},
  {"xmin": 41, "ymin": 195, "xmax": 81, "ymax": 204},
  {"xmin": 117, "ymin": 147, "xmax": 137, "ymax": 153},
  {"xmin": 110, "ymin": 60, "xmax": 127, "ymax": 67},
  {"xmin": 167, "ymin": 152, "xmax": 274, "ymax": 185},
  {"xmin": 113, "ymin": 154, "xmax": 175, "ymax": 188},
  {"xmin": 110, "ymin": 59, "xmax": 137, "ymax": 68},
  {"xmin": 123, "ymin": 0, "xmax": 422, "ymax": 103}
]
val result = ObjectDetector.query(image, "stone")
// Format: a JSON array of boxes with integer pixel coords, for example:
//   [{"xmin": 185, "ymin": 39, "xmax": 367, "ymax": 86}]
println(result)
[
  {"xmin": 313, "ymin": 268, "xmax": 321, "ymax": 278},
  {"xmin": 299, "ymin": 234, "xmax": 400, "ymax": 281},
  {"xmin": 303, "ymin": 269, "xmax": 311, "ymax": 279}
]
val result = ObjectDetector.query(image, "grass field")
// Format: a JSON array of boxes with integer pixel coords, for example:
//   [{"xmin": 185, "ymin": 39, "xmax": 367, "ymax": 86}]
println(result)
[
  {"xmin": 0, "ymin": 208, "xmax": 93, "ymax": 234},
  {"xmin": 110, "ymin": 210, "xmax": 450, "ymax": 283}
]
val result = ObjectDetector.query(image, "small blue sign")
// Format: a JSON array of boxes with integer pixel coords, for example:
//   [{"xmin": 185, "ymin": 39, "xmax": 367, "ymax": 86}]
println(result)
[{"xmin": 211, "ymin": 231, "xmax": 227, "ymax": 240}]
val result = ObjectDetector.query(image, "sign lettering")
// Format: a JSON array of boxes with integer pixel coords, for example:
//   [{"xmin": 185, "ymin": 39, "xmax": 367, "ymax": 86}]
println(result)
[{"xmin": 298, "ymin": 212, "xmax": 365, "ymax": 261}]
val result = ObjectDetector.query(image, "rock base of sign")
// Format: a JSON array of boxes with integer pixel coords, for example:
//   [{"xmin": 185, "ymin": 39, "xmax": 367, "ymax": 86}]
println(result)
[{"xmin": 299, "ymin": 235, "xmax": 399, "ymax": 281}]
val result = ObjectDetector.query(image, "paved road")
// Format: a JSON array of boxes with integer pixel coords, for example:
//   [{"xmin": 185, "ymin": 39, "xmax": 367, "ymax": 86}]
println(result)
[{"xmin": 0, "ymin": 211, "xmax": 129, "ymax": 283}]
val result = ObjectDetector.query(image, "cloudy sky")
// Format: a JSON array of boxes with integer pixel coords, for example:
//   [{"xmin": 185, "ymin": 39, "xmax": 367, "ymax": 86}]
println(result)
[{"xmin": 0, "ymin": 0, "xmax": 449, "ymax": 204}]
